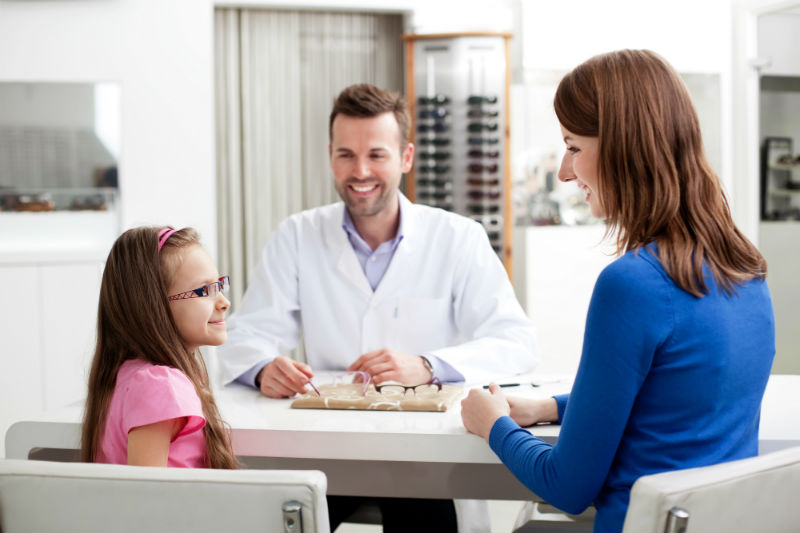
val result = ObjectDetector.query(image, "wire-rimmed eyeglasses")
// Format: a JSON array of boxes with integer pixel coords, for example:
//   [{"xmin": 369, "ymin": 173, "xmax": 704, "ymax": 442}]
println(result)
[
  {"xmin": 307, "ymin": 371, "xmax": 371, "ymax": 397},
  {"xmin": 374, "ymin": 377, "xmax": 443, "ymax": 399},
  {"xmin": 168, "ymin": 276, "xmax": 230, "ymax": 301}
]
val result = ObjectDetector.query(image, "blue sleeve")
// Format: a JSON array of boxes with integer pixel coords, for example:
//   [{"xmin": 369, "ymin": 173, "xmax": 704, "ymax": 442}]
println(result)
[
  {"xmin": 488, "ymin": 256, "xmax": 673, "ymax": 514},
  {"xmin": 554, "ymin": 394, "xmax": 569, "ymax": 422}
]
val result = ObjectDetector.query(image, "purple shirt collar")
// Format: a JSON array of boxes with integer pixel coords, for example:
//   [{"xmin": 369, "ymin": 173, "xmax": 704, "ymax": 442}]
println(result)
[{"xmin": 341, "ymin": 195, "xmax": 405, "ymax": 291}]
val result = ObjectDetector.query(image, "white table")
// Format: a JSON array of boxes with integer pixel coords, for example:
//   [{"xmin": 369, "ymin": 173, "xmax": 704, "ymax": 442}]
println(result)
[{"xmin": 5, "ymin": 374, "xmax": 800, "ymax": 500}]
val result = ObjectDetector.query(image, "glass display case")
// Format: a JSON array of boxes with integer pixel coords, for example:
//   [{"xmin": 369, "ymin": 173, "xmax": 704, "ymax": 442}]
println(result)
[
  {"xmin": 404, "ymin": 32, "xmax": 512, "ymax": 276},
  {"xmin": 0, "ymin": 82, "xmax": 120, "ymax": 217},
  {"xmin": 761, "ymin": 136, "xmax": 800, "ymax": 221},
  {"xmin": 0, "ymin": 187, "xmax": 117, "ymax": 213}
]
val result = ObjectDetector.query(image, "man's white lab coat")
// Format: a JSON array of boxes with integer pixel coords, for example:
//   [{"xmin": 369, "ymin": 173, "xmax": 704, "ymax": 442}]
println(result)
[{"xmin": 219, "ymin": 193, "xmax": 538, "ymax": 385}]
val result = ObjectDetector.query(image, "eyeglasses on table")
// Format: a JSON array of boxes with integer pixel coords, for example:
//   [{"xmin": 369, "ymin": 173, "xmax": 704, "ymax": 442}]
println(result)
[
  {"xmin": 168, "ymin": 275, "xmax": 230, "ymax": 301},
  {"xmin": 306, "ymin": 371, "xmax": 371, "ymax": 397},
  {"xmin": 373, "ymin": 377, "xmax": 443, "ymax": 399}
]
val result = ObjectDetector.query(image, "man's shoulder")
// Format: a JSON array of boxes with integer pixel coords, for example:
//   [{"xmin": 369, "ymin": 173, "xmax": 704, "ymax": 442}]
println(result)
[
  {"xmin": 279, "ymin": 201, "xmax": 344, "ymax": 231},
  {"xmin": 408, "ymin": 203, "xmax": 481, "ymax": 235}
]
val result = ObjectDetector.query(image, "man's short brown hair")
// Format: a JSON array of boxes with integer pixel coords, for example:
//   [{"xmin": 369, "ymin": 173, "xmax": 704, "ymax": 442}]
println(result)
[{"xmin": 329, "ymin": 84, "xmax": 410, "ymax": 148}]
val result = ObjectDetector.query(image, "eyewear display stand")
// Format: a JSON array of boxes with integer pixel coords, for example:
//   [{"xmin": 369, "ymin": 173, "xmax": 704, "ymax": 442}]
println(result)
[
  {"xmin": 761, "ymin": 136, "xmax": 800, "ymax": 220},
  {"xmin": 403, "ymin": 32, "xmax": 513, "ymax": 278}
]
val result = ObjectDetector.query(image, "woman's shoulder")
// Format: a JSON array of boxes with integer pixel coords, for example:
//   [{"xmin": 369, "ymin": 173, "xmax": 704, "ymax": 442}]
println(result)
[{"xmin": 599, "ymin": 245, "xmax": 670, "ymax": 288}]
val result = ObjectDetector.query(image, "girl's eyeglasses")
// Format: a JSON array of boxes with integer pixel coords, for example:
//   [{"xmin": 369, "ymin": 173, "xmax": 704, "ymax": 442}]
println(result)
[{"xmin": 168, "ymin": 276, "xmax": 230, "ymax": 301}]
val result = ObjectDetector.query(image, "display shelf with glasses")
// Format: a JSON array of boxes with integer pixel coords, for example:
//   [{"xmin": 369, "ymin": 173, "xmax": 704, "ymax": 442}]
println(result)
[
  {"xmin": 403, "ymin": 32, "xmax": 513, "ymax": 278},
  {"xmin": 761, "ymin": 137, "xmax": 800, "ymax": 221}
]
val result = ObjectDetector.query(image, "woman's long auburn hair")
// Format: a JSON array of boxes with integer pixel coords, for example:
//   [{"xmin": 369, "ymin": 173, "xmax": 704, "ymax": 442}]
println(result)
[
  {"xmin": 81, "ymin": 226, "xmax": 238, "ymax": 469},
  {"xmin": 554, "ymin": 49, "xmax": 766, "ymax": 297}
]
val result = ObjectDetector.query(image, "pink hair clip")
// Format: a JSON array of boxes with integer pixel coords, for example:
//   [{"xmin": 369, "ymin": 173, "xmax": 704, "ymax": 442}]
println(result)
[{"xmin": 157, "ymin": 227, "xmax": 178, "ymax": 252}]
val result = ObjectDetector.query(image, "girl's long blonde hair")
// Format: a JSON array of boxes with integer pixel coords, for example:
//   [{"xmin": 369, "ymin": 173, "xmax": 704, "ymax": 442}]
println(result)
[
  {"xmin": 81, "ymin": 226, "xmax": 238, "ymax": 469},
  {"xmin": 554, "ymin": 49, "xmax": 766, "ymax": 297}
]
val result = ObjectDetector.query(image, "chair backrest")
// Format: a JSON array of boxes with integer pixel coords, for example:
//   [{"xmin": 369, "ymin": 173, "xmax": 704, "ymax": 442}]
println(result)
[
  {"xmin": 0, "ymin": 459, "xmax": 329, "ymax": 533},
  {"xmin": 622, "ymin": 446, "xmax": 800, "ymax": 533}
]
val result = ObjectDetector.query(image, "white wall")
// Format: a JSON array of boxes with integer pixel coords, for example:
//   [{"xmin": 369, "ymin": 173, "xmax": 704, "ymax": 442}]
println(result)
[{"xmin": 0, "ymin": 0, "xmax": 218, "ymax": 256}]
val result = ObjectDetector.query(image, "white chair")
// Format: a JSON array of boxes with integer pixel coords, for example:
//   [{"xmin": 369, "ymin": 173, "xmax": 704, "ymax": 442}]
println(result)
[
  {"xmin": 0, "ymin": 459, "xmax": 329, "ymax": 533},
  {"xmin": 623, "ymin": 446, "xmax": 800, "ymax": 533}
]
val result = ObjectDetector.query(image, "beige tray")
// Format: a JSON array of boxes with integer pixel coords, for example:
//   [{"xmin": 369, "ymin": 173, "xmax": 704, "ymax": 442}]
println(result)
[{"xmin": 290, "ymin": 384, "xmax": 464, "ymax": 412}]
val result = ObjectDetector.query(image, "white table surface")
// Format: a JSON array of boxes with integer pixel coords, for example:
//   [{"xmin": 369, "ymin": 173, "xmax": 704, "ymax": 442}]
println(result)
[{"xmin": 6, "ymin": 374, "xmax": 800, "ymax": 499}]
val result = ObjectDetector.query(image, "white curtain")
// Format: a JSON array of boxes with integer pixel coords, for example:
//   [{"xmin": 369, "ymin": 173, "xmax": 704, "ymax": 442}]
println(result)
[{"xmin": 214, "ymin": 8, "xmax": 404, "ymax": 309}]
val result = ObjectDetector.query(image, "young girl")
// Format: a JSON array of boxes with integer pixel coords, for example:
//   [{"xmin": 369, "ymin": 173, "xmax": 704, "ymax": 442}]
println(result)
[
  {"xmin": 81, "ymin": 226, "xmax": 238, "ymax": 469},
  {"xmin": 461, "ymin": 50, "xmax": 775, "ymax": 532}
]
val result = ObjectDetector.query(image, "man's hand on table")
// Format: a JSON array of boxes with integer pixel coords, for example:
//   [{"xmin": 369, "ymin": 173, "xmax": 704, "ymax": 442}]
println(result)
[
  {"xmin": 348, "ymin": 348, "xmax": 432, "ymax": 384},
  {"xmin": 257, "ymin": 355, "xmax": 314, "ymax": 398}
]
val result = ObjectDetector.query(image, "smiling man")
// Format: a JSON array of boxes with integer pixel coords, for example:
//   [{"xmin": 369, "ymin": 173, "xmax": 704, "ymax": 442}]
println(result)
[{"xmin": 218, "ymin": 83, "xmax": 538, "ymax": 532}]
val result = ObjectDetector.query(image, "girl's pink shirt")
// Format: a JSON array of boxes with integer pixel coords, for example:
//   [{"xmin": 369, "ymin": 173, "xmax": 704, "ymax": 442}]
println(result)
[{"xmin": 96, "ymin": 359, "xmax": 207, "ymax": 467}]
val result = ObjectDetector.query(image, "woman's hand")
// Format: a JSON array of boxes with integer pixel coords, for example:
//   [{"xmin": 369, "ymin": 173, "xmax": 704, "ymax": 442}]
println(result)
[
  {"xmin": 507, "ymin": 396, "xmax": 559, "ymax": 427},
  {"xmin": 460, "ymin": 383, "xmax": 511, "ymax": 442}
]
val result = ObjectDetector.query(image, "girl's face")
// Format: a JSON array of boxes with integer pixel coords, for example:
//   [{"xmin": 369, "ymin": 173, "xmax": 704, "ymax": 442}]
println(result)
[
  {"xmin": 167, "ymin": 244, "xmax": 230, "ymax": 352},
  {"xmin": 557, "ymin": 124, "xmax": 604, "ymax": 219}
]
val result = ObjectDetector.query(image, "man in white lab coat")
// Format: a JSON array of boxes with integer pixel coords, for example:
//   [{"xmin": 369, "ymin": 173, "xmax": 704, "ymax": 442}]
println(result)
[{"xmin": 218, "ymin": 83, "xmax": 538, "ymax": 532}]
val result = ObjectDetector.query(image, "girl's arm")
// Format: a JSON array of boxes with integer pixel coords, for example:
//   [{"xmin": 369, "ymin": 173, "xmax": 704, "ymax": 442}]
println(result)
[{"xmin": 127, "ymin": 417, "xmax": 187, "ymax": 466}]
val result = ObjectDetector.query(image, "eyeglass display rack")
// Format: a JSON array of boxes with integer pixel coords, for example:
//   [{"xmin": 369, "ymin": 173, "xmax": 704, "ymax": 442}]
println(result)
[
  {"xmin": 761, "ymin": 136, "xmax": 800, "ymax": 221},
  {"xmin": 403, "ymin": 32, "xmax": 513, "ymax": 279}
]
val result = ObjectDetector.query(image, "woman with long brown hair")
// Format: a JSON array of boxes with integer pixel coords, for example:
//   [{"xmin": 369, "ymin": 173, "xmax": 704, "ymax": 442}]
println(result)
[
  {"xmin": 82, "ymin": 226, "xmax": 237, "ymax": 469},
  {"xmin": 461, "ymin": 49, "xmax": 775, "ymax": 532}
]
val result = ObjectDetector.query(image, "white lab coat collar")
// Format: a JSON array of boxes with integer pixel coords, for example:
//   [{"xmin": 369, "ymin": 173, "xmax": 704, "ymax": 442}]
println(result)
[{"xmin": 321, "ymin": 191, "xmax": 417, "ymax": 297}]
